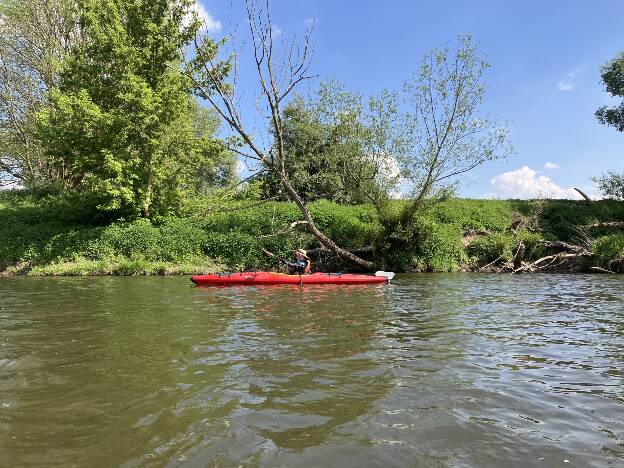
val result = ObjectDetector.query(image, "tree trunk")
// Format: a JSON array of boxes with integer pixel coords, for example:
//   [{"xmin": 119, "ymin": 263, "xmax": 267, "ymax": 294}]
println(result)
[
  {"xmin": 142, "ymin": 170, "xmax": 153, "ymax": 218},
  {"xmin": 574, "ymin": 187, "xmax": 592, "ymax": 202}
]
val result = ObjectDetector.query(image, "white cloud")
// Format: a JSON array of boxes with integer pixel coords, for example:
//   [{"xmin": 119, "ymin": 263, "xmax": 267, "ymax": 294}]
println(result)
[
  {"xmin": 191, "ymin": 1, "xmax": 222, "ymax": 31},
  {"xmin": 543, "ymin": 162, "xmax": 560, "ymax": 170},
  {"xmin": 304, "ymin": 17, "xmax": 316, "ymax": 26},
  {"xmin": 271, "ymin": 25, "xmax": 282, "ymax": 37},
  {"xmin": 489, "ymin": 166, "xmax": 580, "ymax": 199},
  {"xmin": 557, "ymin": 67, "xmax": 582, "ymax": 92},
  {"xmin": 367, "ymin": 153, "xmax": 407, "ymax": 198},
  {"xmin": 557, "ymin": 81, "xmax": 575, "ymax": 92}
]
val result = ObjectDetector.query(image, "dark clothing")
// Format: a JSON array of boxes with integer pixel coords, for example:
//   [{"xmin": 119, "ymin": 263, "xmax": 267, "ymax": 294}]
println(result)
[{"xmin": 283, "ymin": 259, "xmax": 309, "ymax": 275}]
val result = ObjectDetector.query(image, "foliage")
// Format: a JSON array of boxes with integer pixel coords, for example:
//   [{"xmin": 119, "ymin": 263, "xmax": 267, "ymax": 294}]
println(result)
[
  {"xmin": 593, "ymin": 51, "xmax": 624, "ymax": 200},
  {"xmin": 467, "ymin": 233, "xmax": 514, "ymax": 262},
  {"xmin": 28, "ymin": 256, "xmax": 222, "ymax": 276},
  {"xmin": 0, "ymin": 0, "xmax": 78, "ymax": 186},
  {"xmin": 592, "ymin": 234, "xmax": 624, "ymax": 272},
  {"xmin": 397, "ymin": 35, "xmax": 512, "ymax": 222},
  {"xmin": 36, "ymin": 0, "xmax": 233, "ymax": 217},
  {"xmin": 415, "ymin": 220, "xmax": 466, "ymax": 272},
  {"xmin": 260, "ymin": 82, "xmax": 401, "ymax": 205},
  {"xmin": 5, "ymin": 189, "xmax": 624, "ymax": 275},
  {"xmin": 535, "ymin": 199, "xmax": 624, "ymax": 241},
  {"xmin": 592, "ymin": 171, "xmax": 624, "ymax": 201},
  {"xmin": 596, "ymin": 51, "xmax": 624, "ymax": 132}
]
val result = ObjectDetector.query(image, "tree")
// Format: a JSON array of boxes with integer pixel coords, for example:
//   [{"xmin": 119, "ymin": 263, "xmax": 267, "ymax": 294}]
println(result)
[
  {"xmin": 396, "ymin": 35, "xmax": 512, "ymax": 224},
  {"xmin": 596, "ymin": 51, "xmax": 624, "ymax": 132},
  {"xmin": 36, "ymin": 0, "xmax": 230, "ymax": 216},
  {"xmin": 259, "ymin": 81, "xmax": 399, "ymax": 205},
  {"xmin": 594, "ymin": 51, "xmax": 624, "ymax": 199},
  {"xmin": 593, "ymin": 171, "xmax": 624, "ymax": 200},
  {"xmin": 185, "ymin": 0, "xmax": 376, "ymax": 269},
  {"xmin": 0, "ymin": 0, "xmax": 79, "ymax": 187}
]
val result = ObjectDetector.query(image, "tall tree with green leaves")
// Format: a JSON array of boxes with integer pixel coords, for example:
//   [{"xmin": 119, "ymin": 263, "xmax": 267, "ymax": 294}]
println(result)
[
  {"xmin": 397, "ymin": 35, "xmax": 512, "ymax": 223},
  {"xmin": 260, "ymin": 82, "xmax": 398, "ymax": 205},
  {"xmin": 596, "ymin": 51, "xmax": 624, "ymax": 132},
  {"xmin": 37, "ymin": 0, "xmax": 229, "ymax": 216},
  {"xmin": 593, "ymin": 51, "xmax": 624, "ymax": 199}
]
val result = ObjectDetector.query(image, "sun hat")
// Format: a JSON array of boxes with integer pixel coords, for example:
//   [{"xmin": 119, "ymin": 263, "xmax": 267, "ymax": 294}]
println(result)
[{"xmin": 295, "ymin": 248, "xmax": 309, "ymax": 258}]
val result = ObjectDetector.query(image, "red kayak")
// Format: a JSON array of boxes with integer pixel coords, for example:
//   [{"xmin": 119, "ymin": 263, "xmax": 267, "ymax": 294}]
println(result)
[{"xmin": 191, "ymin": 271, "xmax": 394, "ymax": 286}]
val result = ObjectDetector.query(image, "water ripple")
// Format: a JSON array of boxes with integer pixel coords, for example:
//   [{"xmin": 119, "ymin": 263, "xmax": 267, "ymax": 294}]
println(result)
[{"xmin": 0, "ymin": 274, "xmax": 622, "ymax": 466}]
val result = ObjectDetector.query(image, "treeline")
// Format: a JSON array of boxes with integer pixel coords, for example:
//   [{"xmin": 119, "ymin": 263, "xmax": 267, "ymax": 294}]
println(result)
[
  {"xmin": 0, "ymin": 0, "xmax": 235, "ymax": 218},
  {"xmin": 0, "ymin": 0, "xmax": 515, "ymax": 271},
  {"xmin": 3, "ymin": 189, "xmax": 624, "ymax": 275},
  {"xmin": 1, "ymin": 0, "xmax": 623, "ymax": 273}
]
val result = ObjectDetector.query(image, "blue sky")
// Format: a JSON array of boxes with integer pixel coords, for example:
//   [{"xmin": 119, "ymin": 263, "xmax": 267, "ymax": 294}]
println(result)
[{"xmin": 198, "ymin": 0, "xmax": 624, "ymax": 199}]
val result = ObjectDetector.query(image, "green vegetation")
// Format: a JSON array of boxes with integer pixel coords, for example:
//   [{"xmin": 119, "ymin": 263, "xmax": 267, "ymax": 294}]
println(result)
[
  {"xmin": 3, "ymin": 190, "xmax": 624, "ymax": 275},
  {"xmin": 593, "ymin": 50, "xmax": 624, "ymax": 199},
  {"xmin": 1, "ymin": 0, "xmax": 234, "ymax": 215},
  {"xmin": 2, "ymin": 1, "xmax": 623, "ymax": 276},
  {"xmin": 35, "ymin": 0, "xmax": 233, "ymax": 217}
]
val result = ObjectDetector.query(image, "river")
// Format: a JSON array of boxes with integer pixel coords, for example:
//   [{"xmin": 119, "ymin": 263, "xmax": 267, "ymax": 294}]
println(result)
[{"xmin": 1, "ymin": 274, "xmax": 623, "ymax": 467}]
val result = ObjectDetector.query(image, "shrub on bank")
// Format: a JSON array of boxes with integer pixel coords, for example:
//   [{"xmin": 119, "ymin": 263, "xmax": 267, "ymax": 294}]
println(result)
[
  {"xmin": 3, "ymin": 189, "xmax": 624, "ymax": 274},
  {"xmin": 592, "ymin": 234, "xmax": 624, "ymax": 272},
  {"xmin": 466, "ymin": 233, "xmax": 514, "ymax": 263}
]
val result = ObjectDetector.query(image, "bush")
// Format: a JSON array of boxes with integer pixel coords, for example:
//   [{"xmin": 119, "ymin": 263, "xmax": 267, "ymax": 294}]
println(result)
[
  {"xmin": 592, "ymin": 234, "xmax": 624, "ymax": 271},
  {"xmin": 6, "ymin": 188, "xmax": 624, "ymax": 275},
  {"xmin": 381, "ymin": 216, "xmax": 465, "ymax": 272},
  {"xmin": 415, "ymin": 220, "xmax": 466, "ymax": 272},
  {"xmin": 466, "ymin": 233, "xmax": 513, "ymax": 263}
]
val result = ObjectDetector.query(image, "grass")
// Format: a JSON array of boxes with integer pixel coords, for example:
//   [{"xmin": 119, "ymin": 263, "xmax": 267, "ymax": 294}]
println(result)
[{"xmin": 2, "ymin": 189, "xmax": 624, "ymax": 274}]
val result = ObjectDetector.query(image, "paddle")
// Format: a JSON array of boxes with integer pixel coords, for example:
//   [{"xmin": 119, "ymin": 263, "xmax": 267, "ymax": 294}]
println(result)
[
  {"xmin": 262, "ymin": 249, "xmax": 287, "ymax": 264},
  {"xmin": 264, "ymin": 249, "xmax": 394, "ymax": 280}
]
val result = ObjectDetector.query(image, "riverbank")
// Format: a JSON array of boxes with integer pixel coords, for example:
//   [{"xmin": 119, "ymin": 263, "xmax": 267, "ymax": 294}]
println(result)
[{"xmin": 2, "ymin": 190, "xmax": 624, "ymax": 275}]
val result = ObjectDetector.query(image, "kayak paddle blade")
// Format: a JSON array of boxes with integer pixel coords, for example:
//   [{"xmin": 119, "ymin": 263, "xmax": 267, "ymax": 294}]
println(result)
[{"xmin": 375, "ymin": 271, "xmax": 395, "ymax": 281}]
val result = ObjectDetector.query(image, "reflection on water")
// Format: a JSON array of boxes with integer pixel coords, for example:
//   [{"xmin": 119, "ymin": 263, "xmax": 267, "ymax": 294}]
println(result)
[{"xmin": 0, "ymin": 274, "xmax": 623, "ymax": 467}]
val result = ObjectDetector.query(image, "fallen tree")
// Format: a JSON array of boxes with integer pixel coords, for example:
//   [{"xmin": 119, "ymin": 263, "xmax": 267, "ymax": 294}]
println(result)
[{"xmin": 183, "ymin": 0, "xmax": 374, "ymax": 270}]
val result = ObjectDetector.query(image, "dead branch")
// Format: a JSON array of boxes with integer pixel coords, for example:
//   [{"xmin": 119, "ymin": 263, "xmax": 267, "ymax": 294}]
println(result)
[
  {"xmin": 574, "ymin": 187, "xmax": 592, "ymax": 202},
  {"xmin": 591, "ymin": 267, "xmax": 615, "ymax": 274},
  {"xmin": 511, "ymin": 252, "xmax": 592, "ymax": 274},
  {"xmin": 464, "ymin": 228, "xmax": 490, "ymax": 237},
  {"xmin": 513, "ymin": 241, "xmax": 525, "ymax": 270},
  {"xmin": 580, "ymin": 221, "xmax": 624, "ymax": 230},
  {"xmin": 306, "ymin": 246, "xmax": 376, "ymax": 255},
  {"xmin": 184, "ymin": 0, "xmax": 374, "ymax": 270},
  {"xmin": 538, "ymin": 240, "xmax": 586, "ymax": 253},
  {"xmin": 479, "ymin": 255, "xmax": 503, "ymax": 272}
]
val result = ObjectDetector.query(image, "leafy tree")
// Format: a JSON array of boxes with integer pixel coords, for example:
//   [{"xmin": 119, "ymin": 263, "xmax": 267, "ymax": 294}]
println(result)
[
  {"xmin": 36, "ymin": 0, "xmax": 231, "ymax": 216},
  {"xmin": 261, "ymin": 81, "xmax": 401, "ymax": 205},
  {"xmin": 596, "ymin": 51, "xmax": 624, "ymax": 132},
  {"xmin": 396, "ymin": 35, "xmax": 512, "ymax": 224},
  {"xmin": 593, "ymin": 171, "xmax": 624, "ymax": 200},
  {"xmin": 0, "ymin": 0, "xmax": 79, "ymax": 187},
  {"xmin": 594, "ymin": 51, "xmax": 624, "ymax": 199}
]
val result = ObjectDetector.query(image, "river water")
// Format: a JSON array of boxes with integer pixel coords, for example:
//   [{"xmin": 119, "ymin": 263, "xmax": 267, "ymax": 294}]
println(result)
[{"xmin": 0, "ymin": 274, "xmax": 623, "ymax": 467}]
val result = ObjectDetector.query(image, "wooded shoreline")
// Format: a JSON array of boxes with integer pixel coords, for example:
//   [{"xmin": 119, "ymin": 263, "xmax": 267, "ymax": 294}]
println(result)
[{"xmin": 3, "ymin": 191, "xmax": 623, "ymax": 276}]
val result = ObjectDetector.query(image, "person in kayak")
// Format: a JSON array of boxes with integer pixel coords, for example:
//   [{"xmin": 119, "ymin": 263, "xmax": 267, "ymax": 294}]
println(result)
[
  {"xmin": 262, "ymin": 248, "xmax": 311, "ymax": 274},
  {"xmin": 286, "ymin": 249, "xmax": 311, "ymax": 275}
]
